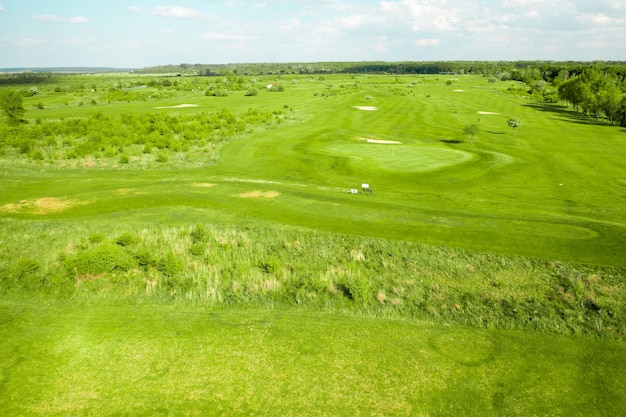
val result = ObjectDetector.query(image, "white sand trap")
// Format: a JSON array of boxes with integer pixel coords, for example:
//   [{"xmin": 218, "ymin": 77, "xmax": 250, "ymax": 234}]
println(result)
[
  {"xmin": 358, "ymin": 137, "xmax": 401, "ymax": 144},
  {"xmin": 154, "ymin": 104, "xmax": 198, "ymax": 109},
  {"xmin": 193, "ymin": 182, "xmax": 217, "ymax": 188},
  {"xmin": 453, "ymin": 89, "xmax": 465, "ymax": 92},
  {"xmin": 477, "ymin": 111, "xmax": 499, "ymax": 115},
  {"xmin": 237, "ymin": 190, "xmax": 280, "ymax": 199},
  {"xmin": 353, "ymin": 106, "xmax": 377, "ymax": 111}
]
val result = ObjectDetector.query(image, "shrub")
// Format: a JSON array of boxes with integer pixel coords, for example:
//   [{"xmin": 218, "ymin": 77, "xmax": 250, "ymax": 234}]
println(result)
[
  {"xmin": 64, "ymin": 244, "xmax": 136, "ymax": 277},
  {"xmin": 119, "ymin": 154, "xmax": 130, "ymax": 164},
  {"xmin": 245, "ymin": 87, "xmax": 259, "ymax": 96},
  {"xmin": 88, "ymin": 233, "xmax": 105, "ymax": 244},
  {"xmin": 115, "ymin": 232, "xmax": 140, "ymax": 247},
  {"xmin": 156, "ymin": 150, "xmax": 169, "ymax": 163},
  {"xmin": 132, "ymin": 246, "xmax": 159, "ymax": 268},
  {"xmin": 191, "ymin": 223, "xmax": 211, "ymax": 243},
  {"xmin": 156, "ymin": 252, "xmax": 184, "ymax": 277},
  {"xmin": 345, "ymin": 272, "xmax": 372, "ymax": 305},
  {"xmin": 31, "ymin": 149, "xmax": 45, "ymax": 160},
  {"xmin": 189, "ymin": 242, "xmax": 206, "ymax": 256}
]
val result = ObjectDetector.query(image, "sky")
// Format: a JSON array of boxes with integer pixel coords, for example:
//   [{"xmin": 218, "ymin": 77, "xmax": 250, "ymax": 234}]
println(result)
[{"xmin": 1, "ymin": 0, "xmax": 625, "ymax": 68}]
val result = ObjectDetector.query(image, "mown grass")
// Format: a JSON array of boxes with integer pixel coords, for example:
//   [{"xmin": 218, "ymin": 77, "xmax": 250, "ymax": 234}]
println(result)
[{"xmin": 1, "ymin": 300, "xmax": 625, "ymax": 416}]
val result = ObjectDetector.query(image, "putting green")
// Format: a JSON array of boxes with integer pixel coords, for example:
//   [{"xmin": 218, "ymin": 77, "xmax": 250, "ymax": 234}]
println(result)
[{"xmin": 322, "ymin": 140, "xmax": 474, "ymax": 173}]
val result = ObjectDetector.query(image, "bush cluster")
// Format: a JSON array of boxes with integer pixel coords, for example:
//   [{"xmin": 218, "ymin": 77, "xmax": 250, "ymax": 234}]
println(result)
[
  {"xmin": 2, "ymin": 222, "xmax": 624, "ymax": 339},
  {"xmin": 0, "ymin": 107, "xmax": 293, "ymax": 165}
]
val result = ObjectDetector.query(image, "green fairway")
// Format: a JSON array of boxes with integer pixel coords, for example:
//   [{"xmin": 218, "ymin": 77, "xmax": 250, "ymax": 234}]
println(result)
[
  {"xmin": 1, "ymin": 72, "xmax": 616, "ymax": 266},
  {"xmin": 1, "ymin": 69, "xmax": 625, "ymax": 415},
  {"xmin": 2, "ymin": 300, "xmax": 625, "ymax": 416}
]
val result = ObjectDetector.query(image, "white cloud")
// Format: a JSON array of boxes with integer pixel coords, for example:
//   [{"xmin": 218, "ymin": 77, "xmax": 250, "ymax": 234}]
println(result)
[
  {"xmin": 0, "ymin": 5, "xmax": 6, "ymax": 13},
  {"xmin": 414, "ymin": 38, "xmax": 441, "ymax": 46},
  {"xmin": 124, "ymin": 6, "xmax": 142, "ymax": 13},
  {"xmin": 150, "ymin": 6, "xmax": 213, "ymax": 19},
  {"xmin": 34, "ymin": 14, "xmax": 89, "ymax": 23}
]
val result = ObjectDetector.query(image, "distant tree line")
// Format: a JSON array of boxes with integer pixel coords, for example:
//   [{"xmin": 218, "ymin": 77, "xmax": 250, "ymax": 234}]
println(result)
[{"xmin": 133, "ymin": 60, "xmax": 626, "ymax": 78}]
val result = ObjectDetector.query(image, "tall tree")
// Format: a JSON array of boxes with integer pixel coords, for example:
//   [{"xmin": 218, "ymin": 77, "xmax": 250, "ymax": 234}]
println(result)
[
  {"xmin": 599, "ymin": 84, "xmax": 624, "ymax": 125},
  {"xmin": 0, "ymin": 89, "xmax": 26, "ymax": 125},
  {"xmin": 462, "ymin": 123, "xmax": 480, "ymax": 144}
]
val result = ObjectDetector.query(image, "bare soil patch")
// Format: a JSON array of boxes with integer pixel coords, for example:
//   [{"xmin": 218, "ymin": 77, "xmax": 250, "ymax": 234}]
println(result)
[
  {"xmin": 1, "ymin": 197, "xmax": 86, "ymax": 214},
  {"xmin": 193, "ymin": 183, "xmax": 217, "ymax": 188},
  {"xmin": 237, "ymin": 190, "xmax": 281, "ymax": 199},
  {"xmin": 477, "ymin": 111, "xmax": 499, "ymax": 115},
  {"xmin": 352, "ymin": 106, "xmax": 377, "ymax": 111}
]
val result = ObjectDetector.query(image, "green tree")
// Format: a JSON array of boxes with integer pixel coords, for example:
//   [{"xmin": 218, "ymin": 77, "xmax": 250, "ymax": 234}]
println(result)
[
  {"xmin": 0, "ymin": 89, "xmax": 26, "ymax": 125},
  {"xmin": 598, "ymin": 84, "xmax": 623, "ymax": 125},
  {"xmin": 507, "ymin": 118, "xmax": 521, "ymax": 134},
  {"xmin": 462, "ymin": 123, "xmax": 480, "ymax": 144}
]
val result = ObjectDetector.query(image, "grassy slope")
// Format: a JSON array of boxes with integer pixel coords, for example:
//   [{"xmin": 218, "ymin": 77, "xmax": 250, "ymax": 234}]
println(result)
[
  {"xmin": 1, "ymin": 300, "xmax": 625, "ymax": 417},
  {"xmin": 6, "ymin": 74, "xmax": 625, "ymax": 265}
]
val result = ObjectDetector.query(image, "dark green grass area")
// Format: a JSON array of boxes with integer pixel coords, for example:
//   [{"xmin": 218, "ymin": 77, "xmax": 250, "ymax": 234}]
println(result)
[{"xmin": 1, "ymin": 300, "xmax": 625, "ymax": 417}]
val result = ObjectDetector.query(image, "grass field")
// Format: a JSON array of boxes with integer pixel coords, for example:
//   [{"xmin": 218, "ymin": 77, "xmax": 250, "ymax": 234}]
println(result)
[
  {"xmin": 2, "ymin": 300, "xmax": 625, "ymax": 416},
  {"xmin": 1, "ymin": 72, "xmax": 625, "ymax": 415}
]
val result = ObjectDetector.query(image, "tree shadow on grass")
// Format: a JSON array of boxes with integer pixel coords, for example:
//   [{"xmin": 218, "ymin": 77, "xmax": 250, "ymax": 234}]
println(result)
[
  {"xmin": 523, "ymin": 102, "xmax": 614, "ymax": 128},
  {"xmin": 439, "ymin": 139, "xmax": 464, "ymax": 144}
]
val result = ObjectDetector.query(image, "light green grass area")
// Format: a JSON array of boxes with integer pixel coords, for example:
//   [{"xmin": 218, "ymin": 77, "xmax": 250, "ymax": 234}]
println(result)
[
  {"xmin": 2, "ymin": 301, "xmax": 625, "ymax": 417},
  {"xmin": 1, "ymin": 72, "xmax": 626, "ymax": 415},
  {"xmin": 322, "ymin": 140, "xmax": 474, "ymax": 173}
]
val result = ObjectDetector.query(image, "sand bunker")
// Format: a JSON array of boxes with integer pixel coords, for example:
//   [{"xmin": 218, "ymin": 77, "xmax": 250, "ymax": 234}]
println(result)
[
  {"xmin": 0, "ymin": 197, "xmax": 85, "ymax": 214},
  {"xmin": 193, "ymin": 182, "xmax": 217, "ymax": 188},
  {"xmin": 154, "ymin": 104, "xmax": 198, "ymax": 109},
  {"xmin": 237, "ymin": 190, "xmax": 280, "ymax": 199},
  {"xmin": 358, "ymin": 137, "xmax": 401, "ymax": 144},
  {"xmin": 453, "ymin": 89, "xmax": 465, "ymax": 92},
  {"xmin": 477, "ymin": 111, "xmax": 499, "ymax": 115},
  {"xmin": 352, "ymin": 106, "xmax": 377, "ymax": 111}
]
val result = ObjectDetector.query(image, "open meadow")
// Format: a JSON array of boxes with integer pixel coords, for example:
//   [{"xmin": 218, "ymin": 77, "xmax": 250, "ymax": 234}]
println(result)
[{"xmin": 1, "ymin": 69, "xmax": 625, "ymax": 415}]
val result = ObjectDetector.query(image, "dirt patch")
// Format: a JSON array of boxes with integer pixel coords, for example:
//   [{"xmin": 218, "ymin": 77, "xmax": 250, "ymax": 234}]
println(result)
[
  {"xmin": 477, "ymin": 111, "xmax": 499, "ymax": 115},
  {"xmin": 0, "ymin": 197, "xmax": 86, "ymax": 214},
  {"xmin": 358, "ymin": 137, "xmax": 402, "ymax": 144},
  {"xmin": 154, "ymin": 104, "xmax": 198, "ymax": 109},
  {"xmin": 194, "ymin": 182, "xmax": 217, "ymax": 188},
  {"xmin": 352, "ymin": 106, "xmax": 377, "ymax": 111},
  {"xmin": 237, "ymin": 190, "xmax": 280, "ymax": 199}
]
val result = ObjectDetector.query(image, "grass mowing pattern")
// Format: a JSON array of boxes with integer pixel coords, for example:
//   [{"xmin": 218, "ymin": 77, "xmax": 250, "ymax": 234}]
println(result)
[
  {"xmin": 1, "ymin": 301, "xmax": 625, "ymax": 416},
  {"xmin": 1, "ymin": 73, "xmax": 626, "ymax": 415}
]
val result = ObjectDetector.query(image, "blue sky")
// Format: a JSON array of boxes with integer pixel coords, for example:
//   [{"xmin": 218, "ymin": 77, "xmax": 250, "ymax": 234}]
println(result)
[{"xmin": 1, "ymin": 0, "xmax": 625, "ymax": 68}]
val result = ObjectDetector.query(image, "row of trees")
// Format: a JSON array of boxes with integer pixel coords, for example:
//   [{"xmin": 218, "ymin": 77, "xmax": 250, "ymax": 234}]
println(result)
[{"xmin": 557, "ymin": 69, "xmax": 626, "ymax": 125}]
